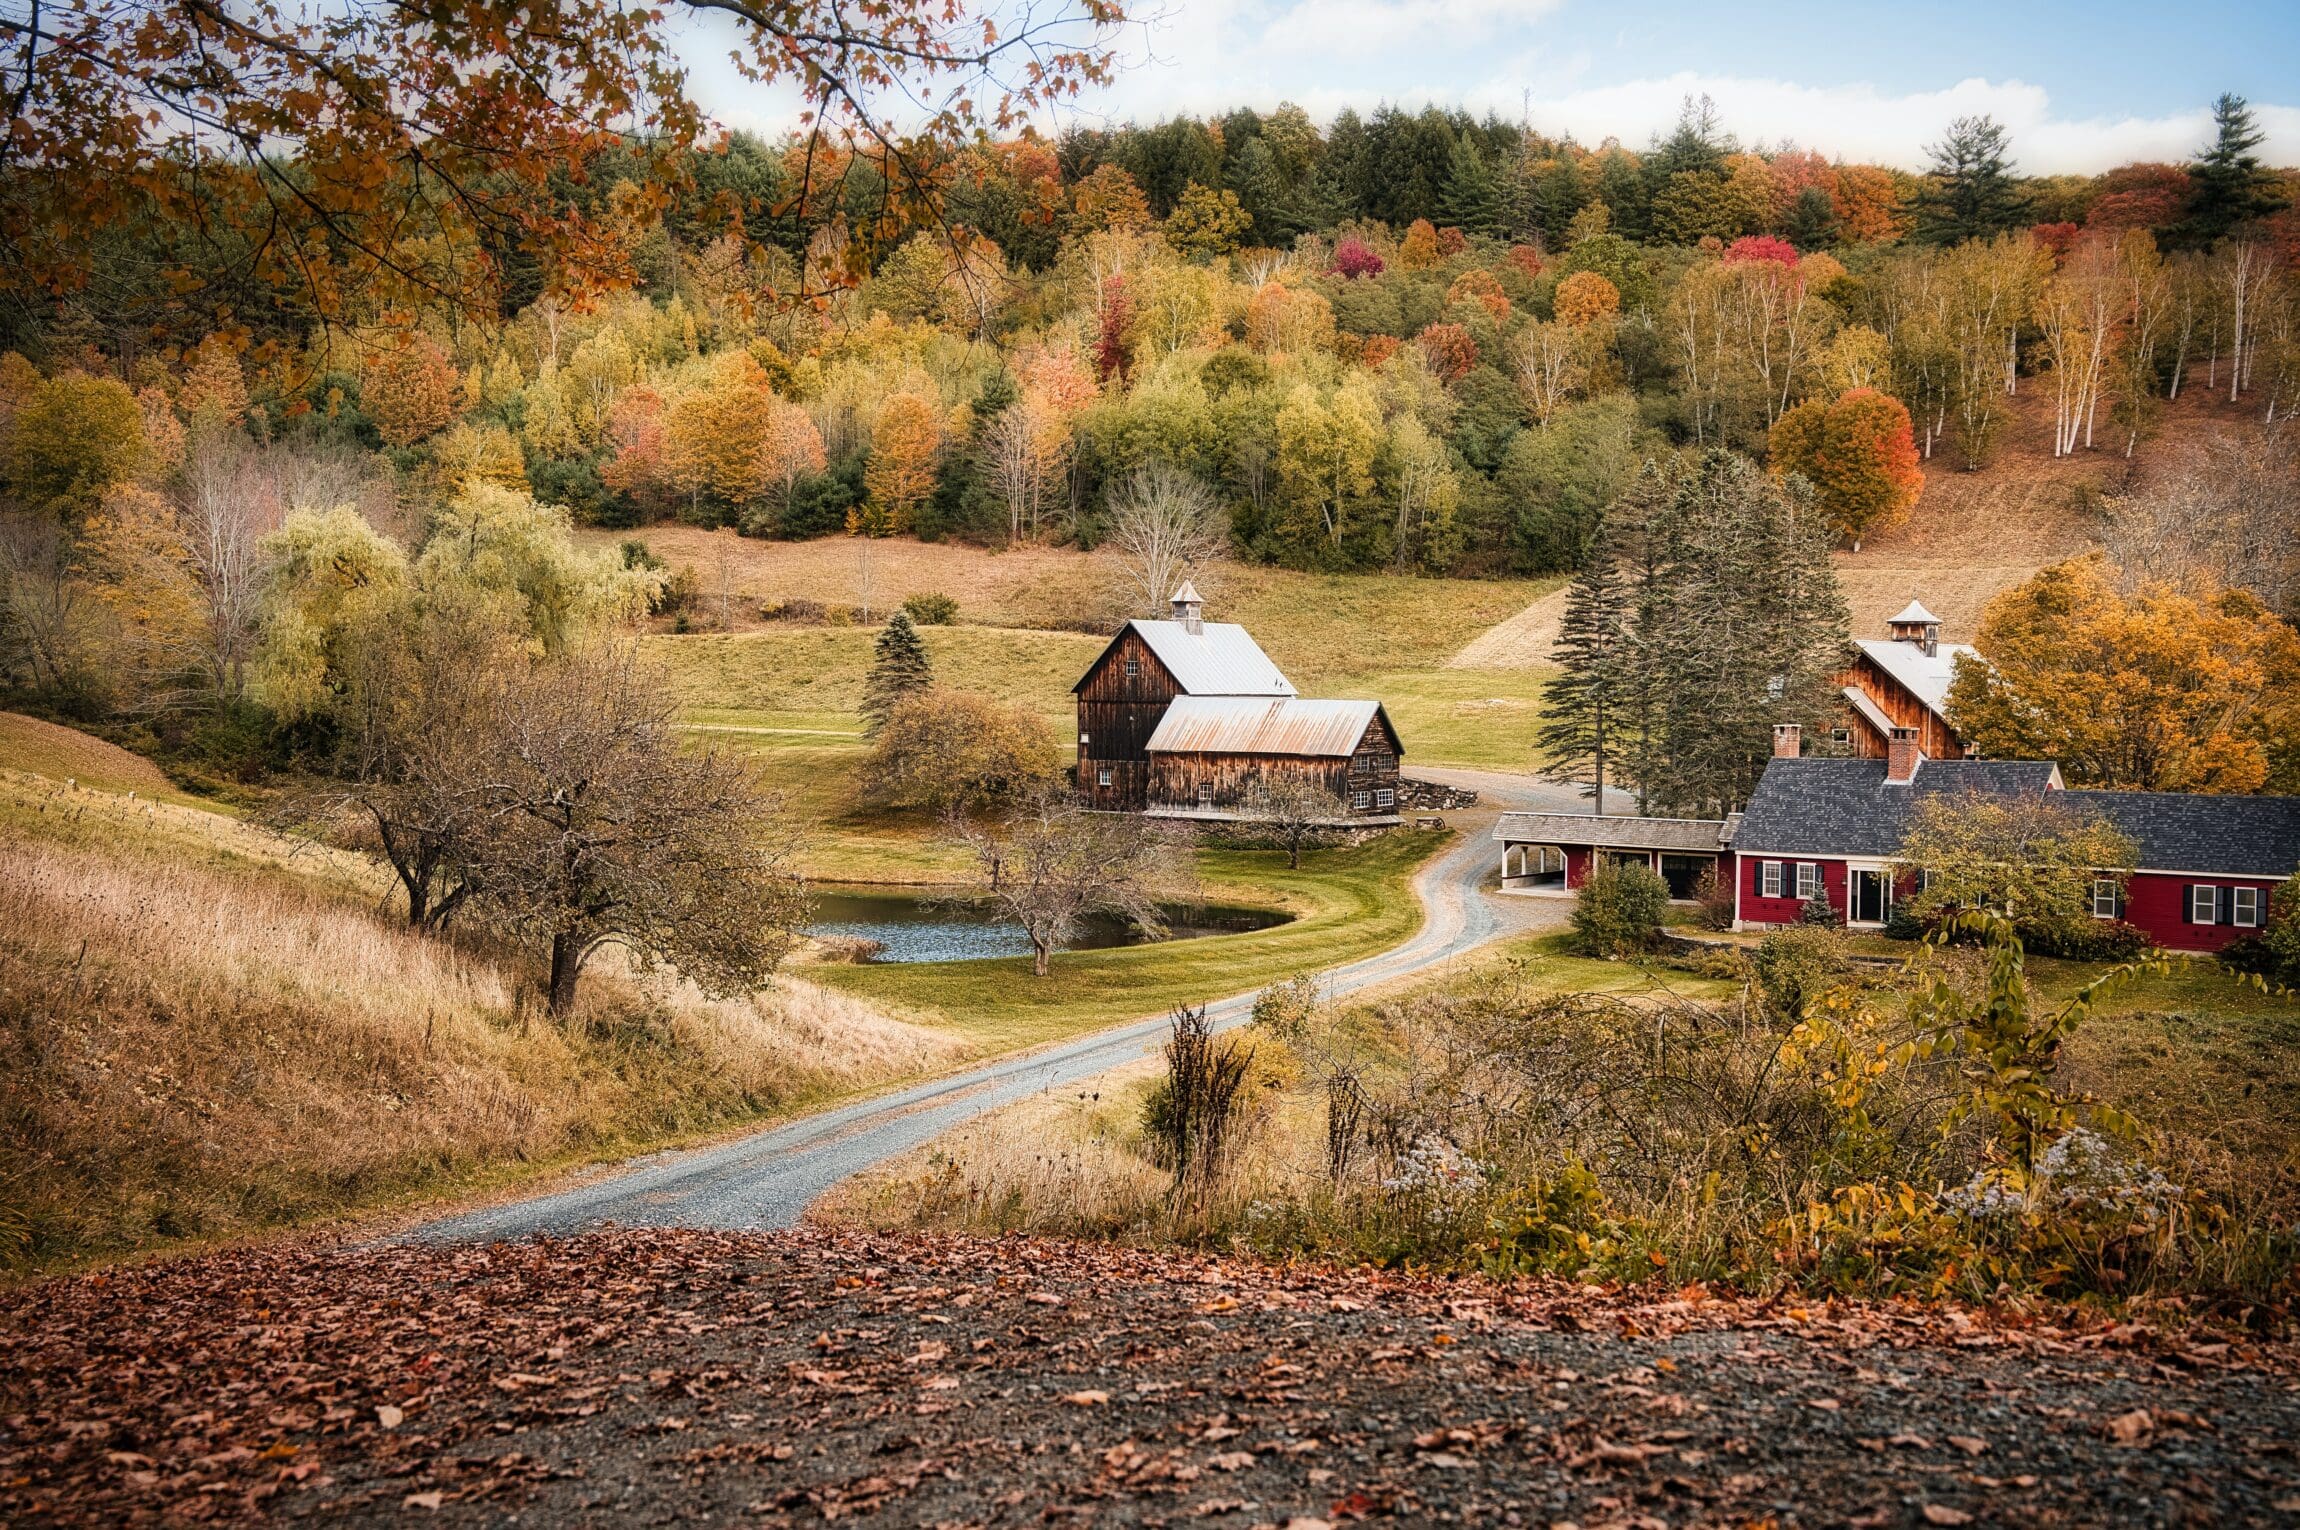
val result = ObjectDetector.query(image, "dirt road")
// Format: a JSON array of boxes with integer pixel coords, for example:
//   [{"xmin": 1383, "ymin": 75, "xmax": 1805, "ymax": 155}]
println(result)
[{"xmin": 415, "ymin": 773, "xmax": 1581, "ymax": 1244}]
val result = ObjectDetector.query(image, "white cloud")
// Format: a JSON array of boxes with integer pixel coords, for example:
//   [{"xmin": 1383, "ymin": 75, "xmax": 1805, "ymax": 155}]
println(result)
[{"xmin": 668, "ymin": 0, "xmax": 2300, "ymax": 177}]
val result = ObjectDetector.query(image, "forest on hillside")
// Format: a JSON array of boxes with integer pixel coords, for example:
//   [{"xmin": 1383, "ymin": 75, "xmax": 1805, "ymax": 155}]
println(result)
[{"xmin": 4, "ymin": 90, "xmax": 2297, "ymax": 593}]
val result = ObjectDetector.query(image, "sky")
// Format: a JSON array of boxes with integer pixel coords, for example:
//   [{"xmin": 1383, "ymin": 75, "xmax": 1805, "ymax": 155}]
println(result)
[{"xmin": 679, "ymin": 0, "xmax": 2300, "ymax": 175}]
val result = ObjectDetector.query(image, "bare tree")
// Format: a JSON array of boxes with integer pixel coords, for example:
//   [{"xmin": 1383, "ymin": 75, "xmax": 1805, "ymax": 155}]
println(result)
[
  {"xmin": 952, "ymin": 784, "xmax": 1196, "ymax": 976},
  {"xmin": 1242, "ymin": 775, "xmax": 1352, "ymax": 869},
  {"xmin": 468, "ymin": 643, "xmax": 809, "ymax": 1015},
  {"xmin": 175, "ymin": 432, "xmax": 289, "ymax": 702},
  {"xmin": 2101, "ymin": 427, "xmax": 2300, "ymax": 618},
  {"xmin": 0, "ymin": 516, "xmax": 106, "ymax": 703},
  {"xmin": 1105, "ymin": 463, "xmax": 1225, "ymax": 618}
]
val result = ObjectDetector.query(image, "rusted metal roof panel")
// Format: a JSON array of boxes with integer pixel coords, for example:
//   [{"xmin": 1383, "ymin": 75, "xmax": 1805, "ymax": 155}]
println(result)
[{"xmin": 1146, "ymin": 696, "xmax": 1384, "ymax": 757}]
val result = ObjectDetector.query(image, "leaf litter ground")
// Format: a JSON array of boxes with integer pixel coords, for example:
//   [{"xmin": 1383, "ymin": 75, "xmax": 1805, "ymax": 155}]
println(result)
[{"xmin": 5, "ymin": 1228, "xmax": 2298, "ymax": 1527}]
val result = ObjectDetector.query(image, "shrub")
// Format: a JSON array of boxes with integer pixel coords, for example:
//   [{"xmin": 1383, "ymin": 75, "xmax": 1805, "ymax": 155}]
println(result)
[
  {"xmin": 861, "ymin": 690, "xmax": 1059, "ymax": 814},
  {"xmin": 1799, "ymin": 889, "xmax": 1839, "ymax": 927},
  {"xmin": 1569, "ymin": 861, "xmax": 1668, "ymax": 958},
  {"xmin": 2265, "ymin": 873, "xmax": 2300, "ymax": 982},
  {"xmin": 1750, "ymin": 923, "xmax": 1847, "ymax": 1024},
  {"xmin": 1691, "ymin": 862, "xmax": 1735, "ymax": 931},
  {"xmin": 1141, "ymin": 1004, "xmax": 1256, "ymax": 1185},
  {"xmin": 2023, "ymin": 916, "xmax": 2151, "ymax": 962},
  {"xmin": 902, "ymin": 591, "xmax": 959, "ymax": 625}
]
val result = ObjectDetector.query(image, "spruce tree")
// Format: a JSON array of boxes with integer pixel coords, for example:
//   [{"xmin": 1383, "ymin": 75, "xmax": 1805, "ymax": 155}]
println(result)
[
  {"xmin": 1914, "ymin": 115, "xmax": 2026, "ymax": 245},
  {"xmin": 861, "ymin": 610, "xmax": 934, "ymax": 735},
  {"xmin": 2182, "ymin": 94, "xmax": 2289, "ymax": 246},
  {"xmin": 1535, "ymin": 524, "xmax": 1633, "ymax": 812},
  {"xmin": 1441, "ymin": 134, "xmax": 1505, "ymax": 237}
]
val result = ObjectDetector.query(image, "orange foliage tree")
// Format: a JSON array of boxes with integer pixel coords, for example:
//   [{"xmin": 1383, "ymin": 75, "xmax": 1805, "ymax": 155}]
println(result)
[
  {"xmin": 1767, "ymin": 386, "xmax": 1923, "ymax": 547},
  {"xmin": 1552, "ymin": 271, "xmax": 1621, "ymax": 327},
  {"xmin": 1416, "ymin": 323, "xmax": 1478, "ymax": 384},
  {"xmin": 1946, "ymin": 556, "xmax": 2300, "ymax": 793},
  {"xmin": 365, "ymin": 339, "xmax": 462, "ymax": 447},
  {"xmin": 662, "ymin": 356, "xmax": 778, "ymax": 514},
  {"xmin": 1445, "ymin": 268, "xmax": 1511, "ymax": 321},
  {"xmin": 857, "ymin": 392, "xmax": 941, "ymax": 534},
  {"xmin": 1397, "ymin": 219, "xmax": 1442, "ymax": 270},
  {"xmin": 600, "ymin": 388, "xmax": 672, "ymax": 515}
]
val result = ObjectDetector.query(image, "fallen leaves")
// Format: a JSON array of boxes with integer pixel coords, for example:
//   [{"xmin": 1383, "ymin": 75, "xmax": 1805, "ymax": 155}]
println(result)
[
  {"xmin": 1920, "ymin": 1505, "xmax": 1973, "ymax": 1525},
  {"xmin": 1061, "ymin": 1390, "xmax": 1110, "ymax": 1407},
  {"xmin": 375, "ymin": 1404, "xmax": 404, "ymax": 1430},
  {"xmin": 2107, "ymin": 1409, "xmax": 2155, "ymax": 1446}
]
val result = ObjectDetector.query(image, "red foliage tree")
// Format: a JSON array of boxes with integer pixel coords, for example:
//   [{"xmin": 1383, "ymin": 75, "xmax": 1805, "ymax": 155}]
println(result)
[
  {"xmin": 1332, "ymin": 238, "xmax": 1385, "ymax": 279},
  {"xmin": 1435, "ymin": 226, "xmax": 1468, "ymax": 257},
  {"xmin": 1445, "ymin": 268, "xmax": 1511, "ymax": 321},
  {"xmin": 1505, "ymin": 245, "xmax": 1544, "ymax": 280},
  {"xmin": 1416, "ymin": 323, "xmax": 1477, "ymax": 383},
  {"xmin": 2085, "ymin": 165, "xmax": 2190, "ymax": 233},
  {"xmin": 1358, "ymin": 334, "xmax": 1401, "ymax": 367},
  {"xmin": 2031, "ymin": 222, "xmax": 2082, "ymax": 261},
  {"xmin": 1721, "ymin": 235, "xmax": 1801, "ymax": 270}
]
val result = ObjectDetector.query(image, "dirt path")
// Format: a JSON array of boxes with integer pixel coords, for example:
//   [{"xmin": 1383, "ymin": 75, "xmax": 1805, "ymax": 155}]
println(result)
[{"xmin": 6, "ymin": 1228, "xmax": 2293, "ymax": 1528}]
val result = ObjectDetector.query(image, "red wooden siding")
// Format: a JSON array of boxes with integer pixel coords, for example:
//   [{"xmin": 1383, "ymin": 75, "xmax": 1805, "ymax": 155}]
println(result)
[{"xmin": 2121, "ymin": 872, "xmax": 2280, "ymax": 952}]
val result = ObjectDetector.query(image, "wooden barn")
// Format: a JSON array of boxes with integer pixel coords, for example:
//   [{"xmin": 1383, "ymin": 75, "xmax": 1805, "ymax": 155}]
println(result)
[
  {"xmin": 1831, "ymin": 599, "xmax": 1976, "ymax": 761},
  {"xmin": 1074, "ymin": 585, "xmax": 1404, "ymax": 822}
]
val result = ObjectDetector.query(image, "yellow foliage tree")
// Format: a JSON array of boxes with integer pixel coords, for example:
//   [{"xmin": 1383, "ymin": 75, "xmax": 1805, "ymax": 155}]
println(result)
[
  {"xmin": 857, "ymin": 391, "xmax": 940, "ymax": 535},
  {"xmin": 662, "ymin": 355, "xmax": 778, "ymax": 513},
  {"xmin": 1948, "ymin": 556, "xmax": 2300, "ymax": 793},
  {"xmin": 1553, "ymin": 271, "xmax": 1621, "ymax": 327}
]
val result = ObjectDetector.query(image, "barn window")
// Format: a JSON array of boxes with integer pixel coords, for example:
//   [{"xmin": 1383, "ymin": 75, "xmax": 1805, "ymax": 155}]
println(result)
[
  {"xmin": 1197, "ymin": 782, "xmax": 1214, "ymax": 806},
  {"xmin": 2090, "ymin": 878, "xmax": 2121, "ymax": 920},
  {"xmin": 2189, "ymin": 885, "xmax": 2219, "ymax": 924},
  {"xmin": 1760, "ymin": 861, "xmax": 1783, "ymax": 898},
  {"xmin": 1352, "ymin": 790, "xmax": 1371, "ymax": 809},
  {"xmin": 1097, "ymin": 767, "xmax": 1113, "ymax": 788},
  {"xmin": 2233, "ymin": 886, "xmax": 2261, "ymax": 927},
  {"xmin": 1375, "ymin": 788, "xmax": 1395, "ymax": 808},
  {"xmin": 1124, "ymin": 656, "xmax": 1141, "ymax": 679},
  {"xmin": 1795, "ymin": 862, "xmax": 1820, "ymax": 900},
  {"xmin": 1831, "ymin": 727, "xmax": 1851, "ymax": 746}
]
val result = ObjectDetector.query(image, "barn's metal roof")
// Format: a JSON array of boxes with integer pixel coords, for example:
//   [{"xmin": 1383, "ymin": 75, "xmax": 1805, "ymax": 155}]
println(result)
[
  {"xmin": 1840, "ymin": 684, "xmax": 1895, "ymax": 739},
  {"xmin": 1492, "ymin": 812, "xmax": 1734, "ymax": 853},
  {"xmin": 1855, "ymin": 637, "xmax": 1980, "ymax": 721},
  {"xmin": 1118, "ymin": 620, "xmax": 1295, "ymax": 697},
  {"xmin": 1889, "ymin": 599, "xmax": 1942, "ymax": 626},
  {"xmin": 1146, "ymin": 696, "xmax": 1388, "ymax": 757}
]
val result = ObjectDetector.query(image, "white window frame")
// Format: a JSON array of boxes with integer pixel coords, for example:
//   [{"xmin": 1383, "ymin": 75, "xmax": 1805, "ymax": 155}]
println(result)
[
  {"xmin": 2189, "ymin": 884, "xmax": 2219, "ymax": 924},
  {"xmin": 1760, "ymin": 860, "xmax": 1783, "ymax": 899},
  {"xmin": 1196, "ymin": 781, "xmax": 1214, "ymax": 806},
  {"xmin": 1124, "ymin": 656, "xmax": 1141, "ymax": 679},
  {"xmin": 1096, "ymin": 767, "xmax": 1113, "ymax": 788},
  {"xmin": 1374, "ymin": 787, "xmax": 1396, "ymax": 808},
  {"xmin": 1795, "ymin": 862, "xmax": 1821, "ymax": 901},
  {"xmin": 2233, "ymin": 885, "xmax": 2261, "ymax": 928},
  {"xmin": 1352, "ymin": 789, "xmax": 1372, "ymax": 809},
  {"xmin": 2091, "ymin": 878, "xmax": 2120, "ymax": 920}
]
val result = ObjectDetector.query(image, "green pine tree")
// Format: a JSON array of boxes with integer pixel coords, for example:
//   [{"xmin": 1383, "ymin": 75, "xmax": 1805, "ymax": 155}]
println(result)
[
  {"xmin": 1914, "ymin": 114, "xmax": 2028, "ymax": 245},
  {"xmin": 2181, "ymin": 93, "xmax": 2290, "ymax": 246},
  {"xmin": 1534, "ymin": 522, "xmax": 1635, "ymax": 811},
  {"xmin": 861, "ymin": 610, "xmax": 934, "ymax": 735},
  {"xmin": 1440, "ymin": 134, "xmax": 1505, "ymax": 237},
  {"xmin": 1784, "ymin": 185, "xmax": 1842, "ymax": 251}
]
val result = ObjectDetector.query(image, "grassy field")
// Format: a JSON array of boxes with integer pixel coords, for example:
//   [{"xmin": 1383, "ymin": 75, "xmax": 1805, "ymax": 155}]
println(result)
[
  {"xmin": 810, "ymin": 830, "xmax": 1447, "ymax": 1051},
  {"xmin": 0, "ymin": 711, "xmax": 198, "ymax": 803}
]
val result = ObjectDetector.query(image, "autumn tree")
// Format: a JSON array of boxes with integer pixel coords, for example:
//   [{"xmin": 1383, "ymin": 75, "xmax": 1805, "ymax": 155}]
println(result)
[
  {"xmin": 1164, "ymin": 183, "xmax": 1252, "ymax": 258},
  {"xmin": 1397, "ymin": 219, "xmax": 1442, "ymax": 270},
  {"xmin": 1947, "ymin": 556, "xmax": 2300, "ymax": 793},
  {"xmin": 366, "ymin": 340, "xmax": 462, "ymax": 448},
  {"xmin": 466, "ymin": 643, "xmax": 808, "ymax": 1016},
  {"xmin": 1767, "ymin": 387, "xmax": 1923, "ymax": 548},
  {"xmin": 863, "ymin": 689, "xmax": 1059, "ymax": 816},
  {"xmin": 1894, "ymin": 789, "xmax": 2137, "ymax": 952},
  {"xmin": 1105, "ymin": 462, "xmax": 1225, "ymax": 619},
  {"xmin": 1552, "ymin": 271, "xmax": 1621, "ymax": 326},
  {"xmin": 3, "ymin": 373, "xmax": 147, "ymax": 518},
  {"xmin": 951, "ymin": 784, "xmax": 1195, "ymax": 977},
  {"xmin": 663, "ymin": 355, "xmax": 778, "ymax": 517},
  {"xmin": 1070, "ymin": 164, "xmax": 1153, "ymax": 235},
  {"xmin": 857, "ymin": 392, "xmax": 941, "ymax": 535}
]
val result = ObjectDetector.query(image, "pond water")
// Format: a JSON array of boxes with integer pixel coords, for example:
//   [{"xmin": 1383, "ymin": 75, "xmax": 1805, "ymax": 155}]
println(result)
[{"xmin": 807, "ymin": 887, "xmax": 1290, "ymax": 964}]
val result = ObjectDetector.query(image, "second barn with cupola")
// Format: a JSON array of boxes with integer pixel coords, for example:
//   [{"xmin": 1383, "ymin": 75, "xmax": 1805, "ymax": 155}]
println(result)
[{"xmin": 1073, "ymin": 584, "xmax": 1405, "ymax": 823}]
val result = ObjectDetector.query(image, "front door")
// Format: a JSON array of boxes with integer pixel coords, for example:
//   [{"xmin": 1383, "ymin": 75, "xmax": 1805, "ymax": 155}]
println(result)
[
  {"xmin": 1849, "ymin": 868, "xmax": 1889, "ymax": 924},
  {"xmin": 1658, "ymin": 854, "xmax": 1709, "ymax": 901}
]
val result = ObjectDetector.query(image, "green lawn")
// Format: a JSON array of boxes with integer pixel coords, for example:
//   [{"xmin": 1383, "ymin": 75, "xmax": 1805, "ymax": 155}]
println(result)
[
  {"xmin": 648, "ymin": 626, "xmax": 1101, "ymax": 730},
  {"xmin": 1346, "ymin": 665, "xmax": 1555, "ymax": 772},
  {"xmin": 810, "ymin": 830, "xmax": 1447, "ymax": 1052}
]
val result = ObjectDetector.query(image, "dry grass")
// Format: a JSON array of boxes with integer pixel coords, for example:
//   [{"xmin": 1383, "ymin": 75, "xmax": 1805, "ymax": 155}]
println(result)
[
  {"xmin": 0, "ymin": 784, "xmax": 964, "ymax": 1270},
  {"xmin": 0, "ymin": 712, "xmax": 183, "ymax": 799}
]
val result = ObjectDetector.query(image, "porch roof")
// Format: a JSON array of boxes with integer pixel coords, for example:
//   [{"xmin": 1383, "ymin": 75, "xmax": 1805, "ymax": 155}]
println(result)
[{"xmin": 1493, "ymin": 811, "xmax": 1734, "ymax": 854}]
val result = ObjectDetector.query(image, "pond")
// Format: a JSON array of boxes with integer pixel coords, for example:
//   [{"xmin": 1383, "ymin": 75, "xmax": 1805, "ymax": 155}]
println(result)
[{"xmin": 807, "ymin": 886, "xmax": 1291, "ymax": 965}]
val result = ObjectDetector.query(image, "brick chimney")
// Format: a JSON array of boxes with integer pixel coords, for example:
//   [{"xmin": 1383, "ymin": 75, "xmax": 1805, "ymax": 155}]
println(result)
[
  {"xmin": 1886, "ymin": 726, "xmax": 1922, "ymax": 784},
  {"xmin": 1170, "ymin": 579, "xmax": 1204, "ymax": 636},
  {"xmin": 1773, "ymin": 722, "xmax": 1801, "ymax": 759}
]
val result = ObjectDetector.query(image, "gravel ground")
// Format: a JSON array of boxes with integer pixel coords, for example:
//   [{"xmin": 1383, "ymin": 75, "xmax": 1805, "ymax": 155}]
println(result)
[{"xmin": 6, "ymin": 1228, "xmax": 2296, "ymax": 1529}]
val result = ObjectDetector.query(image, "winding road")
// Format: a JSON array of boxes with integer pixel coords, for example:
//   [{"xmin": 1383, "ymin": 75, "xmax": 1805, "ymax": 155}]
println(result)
[{"xmin": 418, "ymin": 768, "xmax": 1595, "ymax": 1243}]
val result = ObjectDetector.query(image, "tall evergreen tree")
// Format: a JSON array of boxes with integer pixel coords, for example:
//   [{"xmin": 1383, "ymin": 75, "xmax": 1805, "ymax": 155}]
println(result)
[
  {"xmin": 1914, "ymin": 115, "xmax": 2027, "ymax": 245},
  {"xmin": 2181, "ymin": 93, "xmax": 2290, "ymax": 246},
  {"xmin": 861, "ymin": 610, "xmax": 934, "ymax": 735},
  {"xmin": 1534, "ymin": 515, "xmax": 1636, "ymax": 810},
  {"xmin": 1784, "ymin": 184, "xmax": 1842, "ymax": 250},
  {"xmin": 1441, "ymin": 134, "xmax": 1506, "ymax": 237}
]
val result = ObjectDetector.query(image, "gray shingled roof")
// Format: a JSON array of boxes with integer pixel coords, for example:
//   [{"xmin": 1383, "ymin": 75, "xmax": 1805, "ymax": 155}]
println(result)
[
  {"xmin": 1494, "ymin": 812, "xmax": 1733, "ymax": 853},
  {"xmin": 2064, "ymin": 790, "xmax": 2300, "ymax": 877},
  {"xmin": 1731, "ymin": 758, "xmax": 2065, "ymax": 858}
]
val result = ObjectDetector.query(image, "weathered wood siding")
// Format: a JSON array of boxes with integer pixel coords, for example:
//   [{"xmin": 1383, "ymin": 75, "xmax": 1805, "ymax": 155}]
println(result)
[
  {"xmin": 1146, "ymin": 716, "xmax": 1404, "ymax": 816},
  {"xmin": 1833, "ymin": 652, "xmax": 1966, "ymax": 760},
  {"xmin": 1075, "ymin": 629, "xmax": 1180, "ymax": 809}
]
